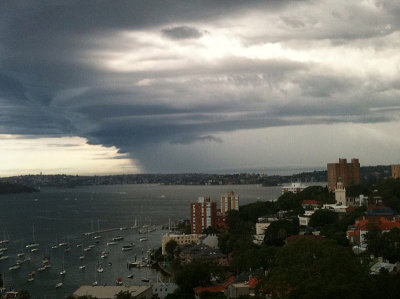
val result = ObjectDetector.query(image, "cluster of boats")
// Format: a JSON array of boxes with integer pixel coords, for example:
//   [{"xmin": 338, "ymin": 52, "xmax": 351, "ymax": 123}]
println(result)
[{"xmin": 0, "ymin": 222, "xmax": 157, "ymax": 290}]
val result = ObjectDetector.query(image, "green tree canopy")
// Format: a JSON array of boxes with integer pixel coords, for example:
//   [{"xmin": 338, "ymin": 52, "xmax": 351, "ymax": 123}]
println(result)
[
  {"xmin": 309, "ymin": 209, "xmax": 338, "ymax": 228},
  {"xmin": 264, "ymin": 220, "xmax": 299, "ymax": 246},
  {"xmin": 264, "ymin": 238, "xmax": 366, "ymax": 298},
  {"xmin": 165, "ymin": 240, "xmax": 178, "ymax": 257},
  {"xmin": 174, "ymin": 259, "xmax": 224, "ymax": 294},
  {"xmin": 115, "ymin": 291, "xmax": 133, "ymax": 299}
]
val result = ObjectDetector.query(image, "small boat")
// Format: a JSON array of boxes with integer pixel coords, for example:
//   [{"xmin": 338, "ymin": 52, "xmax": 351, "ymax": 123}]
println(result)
[
  {"xmin": 80, "ymin": 255, "xmax": 85, "ymax": 260},
  {"xmin": 141, "ymin": 277, "xmax": 150, "ymax": 283},
  {"xmin": 108, "ymin": 262, "xmax": 112, "ymax": 266},
  {"xmin": 37, "ymin": 266, "xmax": 46, "ymax": 272},
  {"xmin": 44, "ymin": 263, "xmax": 51, "ymax": 269},
  {"xmin": 127, "ymin": 261, "xmax": 140, "ymax": 268},
  {"xmin": 139, "ymin": 237, "xmax": 148, "ymax": 242},
  {"xmin": 16, "ymin": 259, "xmax": 24, "ymax": 265},
  {"xmin": 9, "ymin": 264, "xmax": 21, "ymax": 271},
  {"xmin": 64, "ymin": 247, "xmax": 71, "ymax": 252},
  {"xmin": 26, "ymin": 243, "xmax": 39, "ymax": 249},
  {"xmin": 116, "ymin": 277, "xmax": 123, "ymax": 285},
  {"xmin": 96, "ymin": 266, "xmax": 104, "ymax": 273},
  {"xmin": 119, "ymin": 227, "xmax": 128, "ymax": 231},
  {"xmin": 93, "ymin": 235, "xmax": 102, "ymax": 240},
  {"xmin": 84, "ymin": 247, "xmax": 92, "ymax": 252},
  {"xmin": 17, "ymin": 252, "xmax": 25, "ymax": 258},
  {"xmin": 76, "ymin": 243, "xmax": 83, "ymax": 248},
  {"xmin": 112, "ymin": 236, "xmax": 124, "ymax": 241},
  {"xmin": 92, "ymin": 281, "xmax": 98, "ymax": 286},
  {"xmin": 42, "ymin": 257, "xmax": 50, "ymax": 264},
  {"xmin": 30, "ymin": 248, "xmax": 39, "ymax": 253},
  {"xmin": 122, "ymin": 243, "xmax": 135, "ymax": 251},
  {"xmin": 26, "ymin": 225, "xmax": 39, "ymax": 248},
  {"xmin": 100, "ymin": 253, "xmax": 108, "ymax": 259},
  {"xmin": 88, "ymin": 244, "xmax": 96, "ymax": 249},
  {"xmin": 59, "ymin": 242, "xmax": 67, "ymax": 247},
  {"xmin": 55, "ymin": 282, "xmax": 63, "ymax": 288},
  {"xmin": 127, "ymin": 274, "xmax": 133, "ymax": 279},
  {"xmin": 60, "ymin": 253, "xmax": 66, "ymax": 275},
  {"xmin": 107, "ymin": 241, "xmax": 117, "ymax": 246},
  {"xmin": 27, "ymin": 276, "xmax": 34, "ymax": 282},
  {"xmin": 51, "ymin": 244, "xmax": 59, "ymax": 249},
  {"xmin": 79, "ymin": 265, "xmax": 86, "ymax": 271}
]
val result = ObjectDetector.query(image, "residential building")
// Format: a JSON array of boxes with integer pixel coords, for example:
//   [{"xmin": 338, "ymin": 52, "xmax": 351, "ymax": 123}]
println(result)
[
  {"xmin": 253, "ymin": 215, "xmax": 279, "ymax": 245},
  {"xmin": 190, "ymin": 197, "xmax": 217, "ymax": 234},
  {"xmin": 392, "ymin": 164, "xmax": 400, "ymax": 179},
  {"xmin": 347, "ymin": 216, "xmax": 400, "ymax": 248},
  {"xmin": 221, "ymin": 191, "xmax": 239, "ymax": 214},
  {"xmin": 216, "ymin": 212, "xmax": 227, "ymax": 231},
  {"xmin": 335, "ymin": 181, "xmax": 346, "ymax": 205},
  {"xmin": 161, "ymin": 233, "xmax": 202, "ymax": 255},
  {"xmin": 302, "ymin": 200, "xmax": 319, "ymax": 209},
  {"xmin": 72, "ymin": 286, "xmax": 152, "ymax": 299},
  {"xmin": 194, "ymin": 276, "xmax": 234, "ymax": 298},
  {"xmin": 323, "ymin": 204, "xmax": 348, "ymax": 214},
  {"xmin": 152, "ymin": 283, "xmax": 178, "ymax": 299},
  {"xmin": 179, "ymin": 243, "xmax": 228, "ymax": 265},
  {"xmin": 298, "ymin": 210, "xmax": 316, "ymax": 226},
  {"xmin": 370, "ymin": 261, "xmax": 400, "ymax": 275},
  {"xmin": 281, "ymin": 182, "xmax": 307, "ymax": 194},
  {"xmin": 327, "ymin": 158, "xmax": 360, "ymax": 190}
]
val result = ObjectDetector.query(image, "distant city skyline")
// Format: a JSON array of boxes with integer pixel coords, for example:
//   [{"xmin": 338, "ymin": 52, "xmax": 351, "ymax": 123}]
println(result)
[{"xmin": 1, "ymin": 1, "xmax": 400, "ymax": 175}]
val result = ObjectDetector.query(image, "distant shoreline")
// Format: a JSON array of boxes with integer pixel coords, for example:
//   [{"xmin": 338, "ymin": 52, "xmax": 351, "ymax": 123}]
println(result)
[{"xmin": 0, "ymin": 165, "xmax": 390, "ymax": 189}]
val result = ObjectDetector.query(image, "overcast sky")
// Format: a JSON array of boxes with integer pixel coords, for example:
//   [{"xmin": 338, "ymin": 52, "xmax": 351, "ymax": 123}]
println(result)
[{"xmin": 1, "ymin": 0, "xmax": 400, "ymax": 175}]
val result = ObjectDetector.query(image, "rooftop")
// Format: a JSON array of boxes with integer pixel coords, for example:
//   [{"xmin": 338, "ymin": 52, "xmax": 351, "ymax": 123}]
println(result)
[{"xmin": 73, "ymin": 285, "xmax": 151, "ymax": 298}]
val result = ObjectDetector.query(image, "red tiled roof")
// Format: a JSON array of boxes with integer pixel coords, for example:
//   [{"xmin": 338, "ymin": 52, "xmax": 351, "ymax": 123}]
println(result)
[
  {"xmin": 248, "ymin": 277, "xmax": 258, "ymax": 289},
  {"xmin": 194, "ymin": 275, "xmax": 234, "ymax": 295},
  {"xmin": 355, "ymin": 217, "xmax": 400, "ymax": 231},
  {"xmin": 302, "ymin": 200, "xmax": 318, "ymax": 205}
]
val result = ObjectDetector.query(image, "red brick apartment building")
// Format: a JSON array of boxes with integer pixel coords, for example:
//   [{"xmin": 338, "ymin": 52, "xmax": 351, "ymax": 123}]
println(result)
[
  {"xmin": 190, "ymin": 197, "xmax": 217, "ymax": 234},
  {"xmin": 327, "ymin": 158, "xmax": 360, "ymax": 190}
]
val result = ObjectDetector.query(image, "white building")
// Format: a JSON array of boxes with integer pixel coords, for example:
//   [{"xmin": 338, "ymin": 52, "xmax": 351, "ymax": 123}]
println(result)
[
  {"xmin": 281, "ymin": 182, "xmax": 307, "ymax": 194},
  {"xmin": 253, "ymin": 216, "xmax": 279, "ymax": 245},
  {"xmin": 335, "ymin": 181, "xmax": 346, "ymax": 205},
  {"xmin": 298, "ymin": 210, "xmax": 316, "ymax": 226}
]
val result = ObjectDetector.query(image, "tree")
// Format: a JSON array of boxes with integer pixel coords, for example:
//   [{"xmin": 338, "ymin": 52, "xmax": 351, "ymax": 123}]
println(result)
[
  {"xmin": 264, "ymin": 238, "xmax": 366, "ymax": 298},
  {"xmin": 264, "ymin": 220, "xmax": 299, "ymax": 246},
  {"xmin": 115, "ymin": 291, "xmax": 133, "ymax": 299},
  {"xmin": 16, "ymin": 291, "xmax": 30, "ymax": 299},
  {"xmin": 165, "ymin": 240, "xmax": 178, "ymax": 257},
  {"xmin": 309, "ymin": 209, "xmax": 338, "ymax": 228},
  {"xmin": 276, "ymin": 192, "xmax": 303, "ymax": 214},
  {"xmin": 174, "ymin": 259, "xmax": 224, "ymax": 294}
]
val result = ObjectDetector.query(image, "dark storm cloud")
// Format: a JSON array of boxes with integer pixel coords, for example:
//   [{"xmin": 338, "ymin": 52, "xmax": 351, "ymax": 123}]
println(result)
[
  {"xmin": 162, "ymin": 26, "xmax": 203, "ymax": 40},
  {"xmin": 1, "ymin": 0, "xmax": 399, "ymax": 172}
]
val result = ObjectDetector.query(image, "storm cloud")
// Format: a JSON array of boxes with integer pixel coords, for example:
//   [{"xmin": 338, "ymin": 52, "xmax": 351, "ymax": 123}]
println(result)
[{"xmin": 1, "ymin": 0, "xmax": 400, "ymax": 172}]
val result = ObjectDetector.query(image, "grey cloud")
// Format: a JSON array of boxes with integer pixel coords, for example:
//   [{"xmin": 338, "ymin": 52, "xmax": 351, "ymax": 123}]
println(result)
[
  {"xmin": 162, "ymin": 26, "xmax": 203, "ymax": 40},
  {"xmin": 0, "ymin": 0, "xmax": 399, "ymax": 172}
]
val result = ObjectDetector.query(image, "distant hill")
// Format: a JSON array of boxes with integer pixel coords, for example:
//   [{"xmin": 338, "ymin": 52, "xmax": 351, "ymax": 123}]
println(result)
[{"xmin": 0, "ymin": 182, "xmax": 39, "ymax": 194}]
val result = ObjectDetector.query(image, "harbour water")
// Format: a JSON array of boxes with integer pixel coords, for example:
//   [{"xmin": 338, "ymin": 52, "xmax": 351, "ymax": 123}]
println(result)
[{"xmin": 0, "ymin": 184, "xmax": 282, "ymax": 297}]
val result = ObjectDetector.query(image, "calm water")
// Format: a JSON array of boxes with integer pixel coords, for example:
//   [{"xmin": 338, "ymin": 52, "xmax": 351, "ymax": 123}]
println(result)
[{"xmin": 0, "ymin": 184, "xmax": 282, "ymax": 298}]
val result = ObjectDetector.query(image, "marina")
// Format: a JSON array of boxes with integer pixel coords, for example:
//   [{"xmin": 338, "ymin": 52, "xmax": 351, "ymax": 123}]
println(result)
[{"xmin": 0, "ymin": 184, "xmax": 281, "ymax": 297}]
